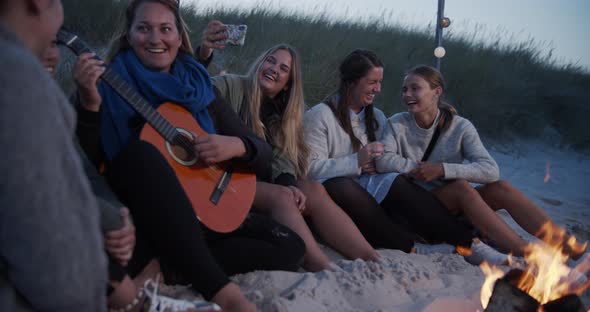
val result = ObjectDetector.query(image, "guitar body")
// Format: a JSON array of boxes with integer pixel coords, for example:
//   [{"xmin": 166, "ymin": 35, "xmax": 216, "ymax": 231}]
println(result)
[{"xmin": 140, "ymin": 102, "xmax": 256, "ymax": 233}]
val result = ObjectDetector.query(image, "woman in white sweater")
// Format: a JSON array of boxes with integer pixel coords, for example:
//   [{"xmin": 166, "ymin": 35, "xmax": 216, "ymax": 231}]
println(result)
[
  {"xmin": 376, "ymin": 65, "xmax": 586, "ymax": 260},
  {"xmin": 304, "ymin": 50, "xmax": 495, "ymax": 259}
]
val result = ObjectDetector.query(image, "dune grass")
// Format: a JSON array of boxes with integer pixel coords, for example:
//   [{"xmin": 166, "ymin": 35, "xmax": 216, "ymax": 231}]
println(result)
[{"xmin": 60, "ymin": 0, "xmax": 590, "ymax": 150}]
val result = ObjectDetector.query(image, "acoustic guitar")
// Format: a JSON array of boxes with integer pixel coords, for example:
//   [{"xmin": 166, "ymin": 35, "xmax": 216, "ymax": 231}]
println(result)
[{"xmin": 57, "ymin": 29, "xmax": 255, "ymax": 233}]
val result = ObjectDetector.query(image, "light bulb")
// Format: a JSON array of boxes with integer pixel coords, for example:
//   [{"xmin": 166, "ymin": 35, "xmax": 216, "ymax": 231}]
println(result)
[
  {"xmin": 440, "ymin": 17, "xmax": 451, "ymax": 28},
  {"xmin": 434, "ymin": 46, "xmax": 446, "ymax": 58}
]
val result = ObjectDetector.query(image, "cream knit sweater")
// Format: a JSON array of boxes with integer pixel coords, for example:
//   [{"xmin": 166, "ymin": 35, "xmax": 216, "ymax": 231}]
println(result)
[
  {"xmin": 304, "ymin": 103, "xmax": 387, "ymax": 181},
  {"xmin": 375, "ymin": 111, "xmax": 500, "ymax": 185}
]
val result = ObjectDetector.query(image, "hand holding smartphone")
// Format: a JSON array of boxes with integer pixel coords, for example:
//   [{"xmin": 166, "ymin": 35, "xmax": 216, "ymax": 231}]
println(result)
[{"xmin": 199, "ymin": 21, "xmax": 247, "ymax": 62}]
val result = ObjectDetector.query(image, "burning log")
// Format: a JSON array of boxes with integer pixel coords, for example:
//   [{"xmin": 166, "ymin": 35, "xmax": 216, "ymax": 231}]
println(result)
[
  {"xmin": 485, "ymin": 269, "xmax": 587, "ymax": 312},
  {"xmin": 542, "ymin": 294, "xmax": 586, "ymax": 312},
  {"xmin": 484, "ymin": 270, "xmax": 539, "ymax": 312}
]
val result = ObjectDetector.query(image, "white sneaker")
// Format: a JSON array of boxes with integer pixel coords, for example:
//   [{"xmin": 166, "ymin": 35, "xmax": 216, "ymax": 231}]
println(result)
[
  {"xmin": 464, "ymin": 241, "xmax": 508, "ymax": 266},
  {"xmin": 143, "ymin": 278, "xmax": 221, "ymax": 312},
  {"xmin": 414, "ymin": 243, "xmax": 456, "ymax": 255}
]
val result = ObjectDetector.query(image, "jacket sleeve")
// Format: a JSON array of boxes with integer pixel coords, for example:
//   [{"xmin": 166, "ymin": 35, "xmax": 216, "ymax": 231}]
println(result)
[
  {"xmin": 72, "ymin": 92, "xmax": 126, "ymax": 232},
  {"xmin": 194, "ymin": 46, "xmax": 214, "ymax": 68},
  {"xmin": 375, "ymin": 119, "xmax": 419, "ymax": 174},
  {"xmin": 271, "ymin": 148, "xmax": 298, "ymax": 186},
  {"xmin": 76, "ymin": 141, "xmax": 124, "ymax": 232},
  {"xmin": 304, "ymin": 106, "xmax": 360, "ymax": 180},
  {"xmin": 208, "ymin": 87, "xmax": 273, "ymax": 181},
  {"xmin": 73, "ymin": 91, "xmax": 105, "ymax": 169},
  {"xmin": 1, "ymin": 58, "xmax": 107, "ymax": 310},
  {"xmin": 442, "ymin": 121, "xmax": 500, "ymax": 183}
]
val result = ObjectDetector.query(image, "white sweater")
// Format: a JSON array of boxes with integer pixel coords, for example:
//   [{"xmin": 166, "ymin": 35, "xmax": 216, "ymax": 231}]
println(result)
[
  {"xmin": 375, "ymin": 111, "xmax": 500, "ymax": 185},
  {"xmin": 304, "ymin": 103, "xmax": 387, "ymax": 181}
]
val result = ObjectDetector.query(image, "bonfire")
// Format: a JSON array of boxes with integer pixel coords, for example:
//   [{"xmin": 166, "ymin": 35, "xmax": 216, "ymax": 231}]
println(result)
[{"xmin": 480, "ymin": 222, "xmax": 589, "ymax": 311}]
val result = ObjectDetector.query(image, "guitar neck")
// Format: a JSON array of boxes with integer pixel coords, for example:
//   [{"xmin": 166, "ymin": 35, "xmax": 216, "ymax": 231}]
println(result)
[
  {"xmin": 64, "ymin": 34, "xmax": 177, "ymax": 142},
  {"xmin": 101, "ymin": 69, "xmax": 177, "ymax": 142}
]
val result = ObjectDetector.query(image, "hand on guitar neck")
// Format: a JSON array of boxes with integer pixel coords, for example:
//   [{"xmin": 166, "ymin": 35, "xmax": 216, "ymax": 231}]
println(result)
[
  {"xmin": 193, "ymin": 133, "xmax": 247, "ymax": 165},
  {"xmin": 73, "ymin": 52, "xmax": 104, "ymax": 112}
]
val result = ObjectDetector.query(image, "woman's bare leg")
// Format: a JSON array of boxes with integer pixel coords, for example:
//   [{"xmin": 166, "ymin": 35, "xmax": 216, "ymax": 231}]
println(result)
[
  {"xmin": 108, "ymin": 259, "xmax": 160, "ymax": 311},
  {"xmin": 477, "ymin": 180, "xmax": 586, "ymax": 259},
  {"xmin": 211, "ymin": 282, "xmax": 256, "ymax": 312},
  {"xmin": 432, "ymin": 179, "xmax": 528, "ymax": 256},
  {"xmin": 297, "ymin": 180, "xmax": 379, "ymax": 262},
  {"xmin": 254, "ymin": 181, "xmax": 331, "ymax": 271},
  {"xmin": 108, "ymin": 276, "xmax": 143, "ymax": 312},
  {"xmin": 132, "ymin": 259, "xmax": 160, "ymax": 289}
]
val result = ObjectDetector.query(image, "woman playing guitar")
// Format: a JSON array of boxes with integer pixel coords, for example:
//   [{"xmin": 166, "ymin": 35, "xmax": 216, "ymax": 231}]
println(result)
[{"xmin": 73, "ymin": 1, "xmax": 304, "ymax": 311}]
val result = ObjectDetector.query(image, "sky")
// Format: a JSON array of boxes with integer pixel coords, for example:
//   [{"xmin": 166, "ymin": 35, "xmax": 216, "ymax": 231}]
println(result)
[{"xmin": 187, "ymin": 0, "xmax": 590, "ymax": 71}]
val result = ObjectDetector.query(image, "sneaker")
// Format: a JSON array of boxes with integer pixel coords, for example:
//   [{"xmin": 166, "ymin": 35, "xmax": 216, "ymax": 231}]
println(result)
[
  {"xmin": 143, "ymin": 278, "xmax": 221, "ymax": 312},
  {"xmin": 414, "ymin": 242, "xmax": 456, "ymax": 255},
  {"xmin": 464, "ymin": 241, "xmax": 509, "ymax": 266}
]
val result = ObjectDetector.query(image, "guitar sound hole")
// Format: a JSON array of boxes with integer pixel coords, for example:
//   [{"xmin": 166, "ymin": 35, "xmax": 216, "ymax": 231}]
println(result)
[
  {"xmin": 170, "ymin": 143, "xmax": 193, "ymax": 162},
  {"xmin": 166, "ymin": 129, "xmax": 197, "ymax": 166}
]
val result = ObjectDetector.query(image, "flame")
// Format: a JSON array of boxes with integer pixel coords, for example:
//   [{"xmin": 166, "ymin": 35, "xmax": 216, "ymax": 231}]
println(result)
[
  {"xmin": 480, "ymin": 222, "xmax": 589, "ymax": 308},
  {"xmin": 479, "ymin": 262, "xmax": 505, "ymax": 309}
]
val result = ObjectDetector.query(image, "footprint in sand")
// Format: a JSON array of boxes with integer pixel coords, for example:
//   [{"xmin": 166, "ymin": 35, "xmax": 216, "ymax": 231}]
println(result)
[{"xmin": 538, "ymin": 196, "xmax": 563, "ymax": 206}]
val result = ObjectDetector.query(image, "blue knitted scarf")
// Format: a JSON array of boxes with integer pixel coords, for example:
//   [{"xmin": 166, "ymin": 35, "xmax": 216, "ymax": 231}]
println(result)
[{"xmin": 99, "ymin": 49, "xmax": 215, "ymax": 161}]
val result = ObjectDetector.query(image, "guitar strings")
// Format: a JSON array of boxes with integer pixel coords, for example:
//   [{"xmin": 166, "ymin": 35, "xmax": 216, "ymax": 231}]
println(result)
[
  {"xmin": 173, "ymin": 132, "xmax": 224, "ymax": 174},
  {"xmin": 59, "ymin": 34, "xmax": 230, "ymax": 179}
]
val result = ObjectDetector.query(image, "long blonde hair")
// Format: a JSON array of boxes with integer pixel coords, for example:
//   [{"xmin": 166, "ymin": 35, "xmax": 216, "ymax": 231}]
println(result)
[
  {"xmin": 240, "ymin": 44, "xmax": 309, "ymax": 179},
  {"xmin": 107, "ymin": 0, "xmax": 193, "ymax": 61}
]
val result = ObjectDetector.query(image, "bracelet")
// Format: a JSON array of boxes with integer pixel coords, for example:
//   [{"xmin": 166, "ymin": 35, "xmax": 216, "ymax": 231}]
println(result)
[{"xmin": 109, "ymin": 288, "xmax": 144, "ymax": 312}]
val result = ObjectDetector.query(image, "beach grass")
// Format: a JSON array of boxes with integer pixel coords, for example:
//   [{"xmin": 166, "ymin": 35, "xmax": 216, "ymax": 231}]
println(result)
[{"xmin": 59, "ymin": 0, "xmax": 590, "ymax": 150}]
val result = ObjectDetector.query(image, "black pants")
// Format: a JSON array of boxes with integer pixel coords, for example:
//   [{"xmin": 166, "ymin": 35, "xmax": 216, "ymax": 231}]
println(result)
[
  {"xmin": 323, "ymin": 176, "xmax": 473, "ymax": 252},
  {"xmin": 105, "ymin": 141, "xmax": 305, "ymax": 299}
]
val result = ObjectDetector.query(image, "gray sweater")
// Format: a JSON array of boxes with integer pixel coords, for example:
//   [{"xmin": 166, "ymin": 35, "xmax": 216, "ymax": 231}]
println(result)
[
  {"xmin": 375, "ymin": 111, "xmax": 500, "ymax": 187},
  {"xmin": 304, "ymin": 102, "xmax": 387, "ymax": 181},
  {"xmin": 0, "ymin": 23, "xmax": 107, "ymax": 311}
]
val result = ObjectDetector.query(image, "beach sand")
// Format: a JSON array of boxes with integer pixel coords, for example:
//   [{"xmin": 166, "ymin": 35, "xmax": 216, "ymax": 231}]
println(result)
[{"xmin": 164, "ymin": 144, "xmax": 590, "ymax": 311}]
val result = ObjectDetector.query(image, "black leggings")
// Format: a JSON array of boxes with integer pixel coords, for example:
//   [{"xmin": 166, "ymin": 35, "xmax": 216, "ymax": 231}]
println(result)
[
  {"xmin": 105, "ymin": 140, "xmax": 305, "ymax": 299},
  {"xmin": 323, "ymin": 176, "xmax": 473, "ymax": 252}
]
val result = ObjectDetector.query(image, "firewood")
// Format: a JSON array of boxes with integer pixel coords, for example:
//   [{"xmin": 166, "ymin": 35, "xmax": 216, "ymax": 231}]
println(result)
[{"xmin": 542, "ymin": 294, "xmax": 586, "ymax": 312}]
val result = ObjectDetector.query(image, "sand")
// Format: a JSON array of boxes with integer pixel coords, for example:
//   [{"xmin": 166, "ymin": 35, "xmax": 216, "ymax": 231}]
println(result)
[{"xmin": 164, "ymin": 143, "xmax": 590, "ymax": 311}]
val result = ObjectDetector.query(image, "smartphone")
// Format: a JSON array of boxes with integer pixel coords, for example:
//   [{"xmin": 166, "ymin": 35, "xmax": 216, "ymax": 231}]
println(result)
[{"xmin": 225, "ymin": 24, "xmax": 247, "ymax": 46}]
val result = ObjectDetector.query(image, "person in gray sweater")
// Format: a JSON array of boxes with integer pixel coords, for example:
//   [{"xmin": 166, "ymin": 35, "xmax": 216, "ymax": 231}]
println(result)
[
  {"xmin": 376, "ymin": 65, "xmax": 587, "ymax": 260},
  {"xmin": 0, "ymin": 0, "xmax": 107, "ymax": 310},
  {"xmin": 41, "ymin": 37, "xmax": 166, "ymax": 312},
  {"xmin": 303, "ymin": 50, "xmax": 502, "ymax": 262}
]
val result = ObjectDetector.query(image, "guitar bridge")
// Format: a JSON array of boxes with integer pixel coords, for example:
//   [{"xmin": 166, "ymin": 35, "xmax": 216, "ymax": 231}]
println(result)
[{"xmin": 210, "ymin": 166, "xmax": 233, "ymax": 205}]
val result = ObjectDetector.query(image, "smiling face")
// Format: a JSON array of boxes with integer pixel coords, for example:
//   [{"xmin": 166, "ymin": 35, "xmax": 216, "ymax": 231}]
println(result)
[
  {"xmin": 257, "ymin": 49, "xmax": 293, "ymax": 98},
  {"xmin": 402, "ymin": 73, "xmax": 441, "ymax": 115},
  {"xmin": 349, "ymin": 66, "xmax": 383, "ymax": 112},
  {"xmin": 127, "ymin": 1, "xmax": 182, "ymax": 72},
  {"xmin": 42, "ymin": 39, "xmax": 59, "ymax": 77}
]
